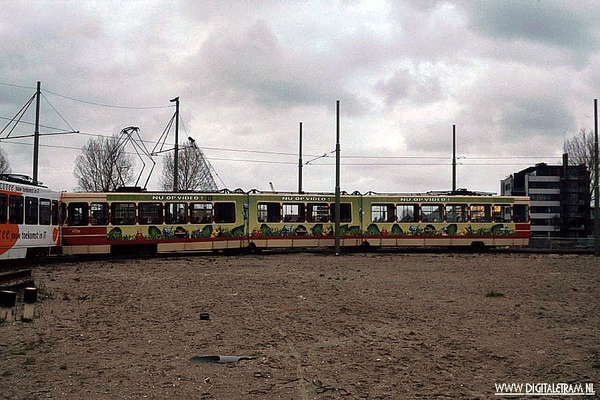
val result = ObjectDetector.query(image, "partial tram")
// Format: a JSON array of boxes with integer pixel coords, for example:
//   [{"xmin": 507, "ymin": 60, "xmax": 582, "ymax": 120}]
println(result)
[{"xmin": 0, "ymin": 174, "xmax": 60, "ymax": 260}]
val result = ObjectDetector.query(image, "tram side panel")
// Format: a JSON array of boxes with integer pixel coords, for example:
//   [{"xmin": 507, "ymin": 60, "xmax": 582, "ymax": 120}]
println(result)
[
  {"xmin": 246, "ymin": 192, "xmax": 363, "ymax": 250},
  {"xmin": 60, "ymin": 191, "xmax": 249, "ymax": 255},
  {"xmin": 359, "ymin": 194, "xmax": 530, "ymax": 248},
  {"xmin": 61, "ymin": 192, "xmax": 115, "ymax": 255},
  {"xmin": 153, "ymin": 192, "xmax": 248, "ymax": 253}
]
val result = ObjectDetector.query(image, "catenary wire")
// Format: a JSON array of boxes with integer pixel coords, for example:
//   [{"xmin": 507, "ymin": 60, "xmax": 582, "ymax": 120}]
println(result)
[
  {"xmin": 0, "ymin": 137, "xmax": 563, "ymax": 167},
  {"xmin": 0, "ymin": 81, "xmax": 172, "ymax": 110},
  {"xmin": 0, "ymin": 80, "xmax": 566, "ymax": 166},
  {"xmin": 40, "ymin": 92, "xmax": 78, "ymax": 132},
  {"xmin": 43, "ymin": 88, "xmax": 173, "ymax": 110}
]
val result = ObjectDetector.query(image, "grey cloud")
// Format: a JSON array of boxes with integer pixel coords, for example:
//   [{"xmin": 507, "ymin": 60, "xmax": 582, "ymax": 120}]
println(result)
[
  {"xmin": 186, "ymin": 19, "xmax": 366, "ymax": 114},
  {"xmin": 402, "ymin": 120, "xmax": 457, "ymax": 155},
  {"xmin": 376, "ymin": 67, "xmax": 444, "ymax": 106},
  {"xmin": 389, "ymin": 1, "xmax": 470, "ymax": 61},
  {"xmin": 474, "ymin": 71, "xmax": 573, "ymax": 134},
  {"xmin": 499, "ymin": 96, "xmax": 573, "ymax": 137},
  {"xmin": 464, "ymin": 1, "xmax": 598, "ymax": 52}
]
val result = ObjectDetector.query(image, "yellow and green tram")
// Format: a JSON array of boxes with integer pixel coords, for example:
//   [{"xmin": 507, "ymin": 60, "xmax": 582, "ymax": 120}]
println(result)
[{"xmin": 60, "ymin": 189, "xmax": 530, "ymax": 255}]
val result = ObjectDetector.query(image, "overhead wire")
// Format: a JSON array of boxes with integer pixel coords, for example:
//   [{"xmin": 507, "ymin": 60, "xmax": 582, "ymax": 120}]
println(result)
[
  {"xmin": 0, "ymin": 81, "xmax": 566, "ymax": 174},
  {"xmin": 0, "ymin": 82, "xmax": 35, "ymax": 90},
  {"xmin": 40, "ymin": 92, "xmax": 78, "ymax": 133},
  {"xmin": 0, "ymin": 81, "xmax": 172, "ymax": 110},
  {"xmin": 179, "ymin": 115, "xmax": 226, "ymax": 188},
  {"xmin": 0, "ymin": 116, "xmax": 76, "ymax": 133},
  {"xmin": 1, "ymin": 118, "xmax": 566, "ymax": 165},
  {"xmin": 0, "ymin": 135, "xmax": 563, "ymax": 167},
  {"xmin": 0, "ymin": 93, "xmax": 36, "ymax": 138},
  {"xmin": 43, "ymin": 88, "xmax": 173, "ymax": 110}
]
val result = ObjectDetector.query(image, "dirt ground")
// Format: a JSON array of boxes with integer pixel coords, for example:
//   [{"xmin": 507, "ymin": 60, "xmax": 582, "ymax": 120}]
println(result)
[{"xmin": 1, "ymin": 251, "xmax": 599, "ymax": 399}]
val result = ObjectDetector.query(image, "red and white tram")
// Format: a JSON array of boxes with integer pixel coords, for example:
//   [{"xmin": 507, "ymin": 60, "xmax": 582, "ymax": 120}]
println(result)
[{"xmin": 0, "ymin": 174, "xmax": 60, "ymax": 260}]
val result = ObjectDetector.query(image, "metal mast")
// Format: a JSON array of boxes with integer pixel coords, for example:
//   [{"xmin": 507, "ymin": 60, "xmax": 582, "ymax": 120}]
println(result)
[
  {"xmin": 33, "ymin": 81, "xmax": 41, "ymax": 184},
  {"xmin": 452, "ymin": 124, "xmax": 456, "ymax": 192},
  {"xmin": 298, "ymin": 122, "xmax": 303, "ymax": 193},
  {"xmin": 334, "ymin": 100, "xmax": 341, "ymax": 255},
  {"xmin": 170, "ymin": 97, "xmax": 180, "ymax": 192},
  {"xmin": 594, "ymin": 99, "xmax": 599, "ymax": 256}
]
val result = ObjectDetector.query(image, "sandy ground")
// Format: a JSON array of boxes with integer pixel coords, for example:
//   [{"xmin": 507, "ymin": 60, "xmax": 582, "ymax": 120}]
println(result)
[{"xmin": 1, "ymin": 251, "xmax": 599, "ymax": 399}]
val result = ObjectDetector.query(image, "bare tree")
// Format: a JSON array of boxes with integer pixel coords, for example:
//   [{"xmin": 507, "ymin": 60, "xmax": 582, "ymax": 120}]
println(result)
[
  {"xmin": 564, "ymin": 128, "xmax": 596, "ymax": 199},
  {"xmin": 0, "ymin": 147, "xmax": 11, "ymax": 175},
  {"xmin": 74, "ymin": 135, "xmax": 134, "ymax": 192},
  {"xmin": 161, "ymin": 138, "xmax": 218, "ymax": 192}
]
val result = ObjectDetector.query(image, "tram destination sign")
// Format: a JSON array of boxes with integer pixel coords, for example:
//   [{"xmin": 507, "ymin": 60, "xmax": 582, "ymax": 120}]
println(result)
[
  {"xmin": 280, "ymin": 196, "xmax": 332, "ymax": 202},
  {"xmin": 107, "ymin": 194, "xmax": 214, "ymax": 201},
  {"xmin": 0, "ymin": 181, "xmax": 40, "ymax": 194},
  {"xmin": 398, "ymin": 197, "xmax": 450, "ymax": 203}
]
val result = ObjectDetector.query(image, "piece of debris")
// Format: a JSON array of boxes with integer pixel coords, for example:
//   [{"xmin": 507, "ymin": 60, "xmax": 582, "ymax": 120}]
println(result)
[{"xmin": 190, "ymin": 355, "xmax": 256, "ymax": 363}]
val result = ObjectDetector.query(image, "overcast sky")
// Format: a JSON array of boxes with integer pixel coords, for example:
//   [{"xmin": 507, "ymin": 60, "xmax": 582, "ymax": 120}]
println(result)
[{"xmin": 1, "ymin": 0, "xmax": 599, "ymax": 194}]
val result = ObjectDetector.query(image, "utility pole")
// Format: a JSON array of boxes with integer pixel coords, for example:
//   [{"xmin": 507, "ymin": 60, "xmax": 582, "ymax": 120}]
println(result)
[
  {"xmin": 170, "ymin": 97, "xmax": 180, "ymax": 192},
  {"xmin": 334, "ymin": 100, "xmax": 341, "ymax": 255},
  {"xmin": 594, "ymin": 99, "xmax": 599, "ymax": 256},
  {"xmin": 452, "ymin": 124, "xmax": 456, "ymax": 192},
  {"xmin": 298, "ymin": 122, "xmax": 303, "ymax": 193},
  {"xmin": 33, "ymin": 81, "xmax": 41, "ymax": 185}
]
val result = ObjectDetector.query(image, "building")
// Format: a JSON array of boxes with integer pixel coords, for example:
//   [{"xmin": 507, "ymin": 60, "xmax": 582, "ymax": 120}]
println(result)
[{"xmin": 501, "ymin": 154, "xmax": 590, "ymax": 238}]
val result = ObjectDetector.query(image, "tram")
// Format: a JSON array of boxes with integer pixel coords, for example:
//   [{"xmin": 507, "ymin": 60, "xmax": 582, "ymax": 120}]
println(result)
[
  {"xmin": 0, "ymin": 174, "xmax": 60, "ymax": 260},
  {"xmin": 59, "ymin": 188, "xmax": 530, "ymax": 255}
]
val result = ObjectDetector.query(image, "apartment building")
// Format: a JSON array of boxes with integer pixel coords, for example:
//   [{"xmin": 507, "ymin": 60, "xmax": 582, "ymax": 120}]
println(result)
[{"xmin": 501, "ymin": 154, "xmax": 590, "ymax": 238}]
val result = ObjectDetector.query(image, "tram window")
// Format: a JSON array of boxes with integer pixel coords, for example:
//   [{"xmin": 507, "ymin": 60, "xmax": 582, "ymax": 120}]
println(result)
[
  {"xmin": 39, "ymin": 199, "xmax": 52, "ymax": 225},
  {"xmin": 258, "ymin": 202, "xmax": 280, "ymax": 223},
  {"xmin": 513, "ymin": 204, "xmax": 529, "ymax": 223},
  {"xmin": 0, "ymin": 194, "xmax": 7, "ymax": 224},
  {"xmin": 283, "ymin": 203, "xmax": 305, "ymax": 222},
  {"xmin": 370, "ymin": 204, "xmax": 395, "ymax": 223},
  {"xmin": 446, "ymin": 204, "xmax": 467, "ymax": 222},
  {"xmin": 166, "ymin": 203, "xmax": 188, "ymax": 224},
  {"xmin": 191, "ymin": 203, "xmax": 212, "ymax": 223},
  {"xmin": 213, "ymin": 202, "xmax": 236, "ymax": 223},
  {"xmin": 9, "ymin": 196, "xmax": 23, "ymax": 224},
  {"xmin": 90, "ymin": 202, "xmax": 109, "ymax": 225},
  {"xmin": 421, "ymin": 204, "xmax": 442, "ymax": 222},
  {"xmin": 397, "ymin": 204, "xmax": 418, "ymax": 222},
  {"xmin": 493, "ymin": 205, "xmax": 511, "ymax": 223},
  {"xmin": 52, "ymin": 200, "xmax": 59, "ymax": 225},
  {"xmin": 25, "ymin": 197, "xmax": 39, "ymax": 225},
  {"xmin": 307, "ymin": 203, "xmax": 329, "ymax": 222},
  {"xmin": 471, "ymin": 204, "xmax": 491, "ymax": 222},
  {"xmin": 138, "ymin": 203, "xmax": 163, "ymax": 225},
  {"xmin": 330, "ymin": 203, "xmax": 352, "ymax": 222},
  {"xmin": 111, "ymin": 202, "xmax": 136, "ymax": 225},
  {"xmin": 68, "ymin": 202, "xmax": 89, "ymax": 226}
]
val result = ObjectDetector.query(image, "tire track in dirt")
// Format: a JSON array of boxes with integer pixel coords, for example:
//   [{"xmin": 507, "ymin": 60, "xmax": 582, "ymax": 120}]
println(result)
[{"xmin": 236, "ymin": 293, "xmax": 312, "ymax": 400}]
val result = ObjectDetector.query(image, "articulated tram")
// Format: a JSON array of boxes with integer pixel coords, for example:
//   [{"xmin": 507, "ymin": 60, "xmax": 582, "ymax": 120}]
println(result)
[
  {"xmin": 0, "ymin": 175, "xmax": 60, "ymax": 260},
  {"xmin": 59, "ymin": 188, "xmax": 530, "ymax": 256}
]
